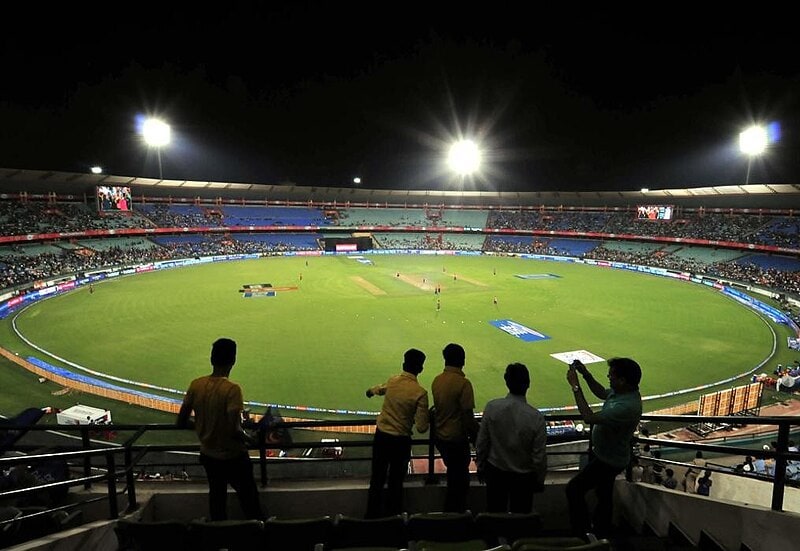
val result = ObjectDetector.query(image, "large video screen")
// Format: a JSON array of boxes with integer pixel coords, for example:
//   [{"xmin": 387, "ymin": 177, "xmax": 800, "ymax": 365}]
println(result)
[
  {"xmin": 96, "ymin": 186, "xmax": 132, "ymax": 212},
  {"xmin": 636, "ymin": 205, "xmax": 673, "ymax": 221}
]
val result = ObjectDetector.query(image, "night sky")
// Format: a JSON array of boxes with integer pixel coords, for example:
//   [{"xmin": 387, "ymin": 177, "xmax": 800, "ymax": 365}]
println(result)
[{"xmin": 2, "ymin": 3, "xmax": 799, "ymax": 192}]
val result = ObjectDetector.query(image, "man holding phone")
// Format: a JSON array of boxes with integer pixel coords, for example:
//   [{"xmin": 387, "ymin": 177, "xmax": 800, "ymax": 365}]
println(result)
[{"xmin": 565, "ymin": 357, "xmax": 642, "ymax": 540}]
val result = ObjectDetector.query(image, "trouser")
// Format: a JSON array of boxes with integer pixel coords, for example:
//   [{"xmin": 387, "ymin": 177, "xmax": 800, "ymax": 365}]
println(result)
[
  {"xmin": 484, "ymin": 462, "xmax": 536, "ymax": 513},
  {"xmin": 565, "ymin": 455, "xmax": 623, "ymax": 538},
  {"xmin": 435, "ymin": 439, "xmax": 471, "ymax": 512},
  {"xmin": 199, "ymin": 452, "xmax": 264, "ymax": 521},
  {"xmin": 365, "ymin": 429, "xmax": 412, "ymax": 518}
]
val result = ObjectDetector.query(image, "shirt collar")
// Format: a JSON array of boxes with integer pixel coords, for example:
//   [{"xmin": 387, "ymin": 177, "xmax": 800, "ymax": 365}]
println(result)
[
  {"xmin": 444, "ymin": 366, "xmax": 465, "ymax": 377},
  {"xmin": 400, "ymin": 371, "xmax": 418, "ymax": 381}
]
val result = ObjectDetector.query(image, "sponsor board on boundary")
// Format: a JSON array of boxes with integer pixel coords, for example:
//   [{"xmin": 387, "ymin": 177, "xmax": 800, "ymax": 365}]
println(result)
[
  {"xmin": 550, "ymin": 350, "xmax": 606, "ymax": 365},
  {"xmin": 239, "ymin": 283, "xmax": 299, "ymax": 298},
  {"xmin": 489, "ymin": 319, "xmax": 550, "ymax": 342}
]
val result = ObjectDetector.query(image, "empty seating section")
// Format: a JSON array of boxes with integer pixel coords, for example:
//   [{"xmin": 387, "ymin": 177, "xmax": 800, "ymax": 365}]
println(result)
[
  {"xmin": 76, "ymin": 238, "xmax": 159, "ymax": 252},
  {"xmin": 439, "ymin": 210, "xmax": 489, "ymax": 228},
  {"xmin": 221, "ymin": 206, "xmax": 331, "ymax": 226},
  {"xmin": 343, "ymin": 207, "xmax": 429, "ymax": 227},
  {"xmin": 114, "ymin": 511, "xmax": 549, "ymax": 550},
  {"xmin": 671, "ymin": 246, "xmax": 745, "ymax": 264}
]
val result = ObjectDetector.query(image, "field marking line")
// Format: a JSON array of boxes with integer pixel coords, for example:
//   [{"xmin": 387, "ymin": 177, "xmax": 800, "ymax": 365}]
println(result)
[{"xmin": 350, "ymin": 276, "xmax": 386, "ymax": 295}]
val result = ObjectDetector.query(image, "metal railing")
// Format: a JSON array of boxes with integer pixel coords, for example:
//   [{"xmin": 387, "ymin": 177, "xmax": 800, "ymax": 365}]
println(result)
[{"xmin": 1, "ymin": 412, "xmax": 799, "ymax": 534}]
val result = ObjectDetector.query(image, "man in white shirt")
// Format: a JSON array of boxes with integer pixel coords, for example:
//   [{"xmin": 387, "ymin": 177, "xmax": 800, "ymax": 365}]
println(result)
[{"xmin": 476, "ymin": 363, "xmax": 547, "ymax": 513}]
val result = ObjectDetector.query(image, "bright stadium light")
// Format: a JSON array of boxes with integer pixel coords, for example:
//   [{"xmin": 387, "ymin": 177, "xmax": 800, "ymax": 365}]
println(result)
[
  {"xmin": 141, "ymin": 118, "xmax": 171, "ymax": 179},
  {"xmin": 90, "ymin": 166, "xmax": 103, "ymax": 174},
  {"xmin": 353, "ymin": 177, "xmax": 361, "ymax": 185},
  {"xmin": 739, "ymin": 125, "xmax": 768, "ymax": 185},
  {"xmin": 447, "ymin": 139, "xmax": 481, "ymax": 176}
]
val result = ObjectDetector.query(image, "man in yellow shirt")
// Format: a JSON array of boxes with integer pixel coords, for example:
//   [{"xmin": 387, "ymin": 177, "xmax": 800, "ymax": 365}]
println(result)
[
  {"xmin": 432, "ymin": 343, "xmax": 478, "ymax": 512},
  {"xmin": 364, "ymin": 348, "xmax": 429, "ymax": 518},
  {"xmin": 177, "ymin": 338, "xmax": 264, "ymax": 520}
]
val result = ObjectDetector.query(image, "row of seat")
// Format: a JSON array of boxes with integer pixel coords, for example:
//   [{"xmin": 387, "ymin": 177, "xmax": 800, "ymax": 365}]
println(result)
[{"xmin": 115, "ymin": 510, "xmax": 608, "ymax": 551}]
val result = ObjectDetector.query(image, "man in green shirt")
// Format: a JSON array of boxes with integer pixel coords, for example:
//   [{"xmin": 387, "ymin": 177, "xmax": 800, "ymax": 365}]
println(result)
[{"xmin": 565, "ymin": 357, "xmax": 642, "ymax": 539}]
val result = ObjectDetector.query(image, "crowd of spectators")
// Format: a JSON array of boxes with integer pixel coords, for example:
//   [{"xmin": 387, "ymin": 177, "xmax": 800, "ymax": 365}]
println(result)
[{"xmin": 1, "ymin": 200, "xmax": 798, "ymax": 297}]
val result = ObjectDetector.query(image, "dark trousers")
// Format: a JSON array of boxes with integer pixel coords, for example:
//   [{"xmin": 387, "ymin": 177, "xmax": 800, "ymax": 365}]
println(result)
[
  {"xmin": 199, "ymin": 452, "xmax": 264, "ymax": 521},
  {"xmin": 435, "ymin": 439, "xmax": 471, "ymax": 512},
  {"xmin": 366, "ymin": 429, "xmax": 412, "ymax": 518},
  {"xmin": 484, "ymin": 462, "xmax": 536, "ymax": 513},
  {"xmin": 565, "ymin": 455, "xmax": 623, "ymax": 538}
]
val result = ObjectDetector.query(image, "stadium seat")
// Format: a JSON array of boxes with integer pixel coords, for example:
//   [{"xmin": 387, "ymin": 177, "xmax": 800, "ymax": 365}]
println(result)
[
  {"xmin": 114, "ymin": 518, "xmax": 190, "ymax": 551},
  {"xmin": 264, "ymin": 515, "xmax": 333, "ymax": 550},
  {"xmin": 329, "ymin": 513, "xmax": 408, "ymax": 549},
  {"xmin": 510, "ymin": 536, "xmax": 611, "ymax": 551},
  {"xmin": 407, "ymin": 511, "xmax": 483, "ymax": 549},
  {"xmin": 475, "ymin": 512, "xmax": 543, "ymax": 546},
  {"xmin": 187, "ymin": 518, "xmax": 264, "ymax": 550}
]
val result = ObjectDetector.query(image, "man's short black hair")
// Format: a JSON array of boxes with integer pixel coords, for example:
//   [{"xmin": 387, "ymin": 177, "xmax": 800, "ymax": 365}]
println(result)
[
  {"xmin": 608, "ymin": 357, "xmax": 642, "ymax": 387},
  {"xmin": 442, "ymin": 343, "xmax": 465, "ymax": 367},
  {"xmin": 403, "ymin": 348, "xmax": 426, "ymax": 375},
  {"xmin": 504, "ymin": 362, "xmax": 530, "ymax": 395},
  {"xmin": 211, "ymin": 338, "xmax": 236, "ymax": 367}
]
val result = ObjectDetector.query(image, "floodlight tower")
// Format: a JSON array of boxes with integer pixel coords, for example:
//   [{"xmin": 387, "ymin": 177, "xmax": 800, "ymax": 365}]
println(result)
[
  {"xmin": 141, "ymin": 118, "xmax": 171, "ymax": 180},
  {"xmin": 739, "ymin": 125, "xmax": 767, "ymax": 185}
]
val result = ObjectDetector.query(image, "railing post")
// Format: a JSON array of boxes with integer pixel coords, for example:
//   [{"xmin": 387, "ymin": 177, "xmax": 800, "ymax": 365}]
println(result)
[
  {"xmin": 82, "ymin": 427, "xmax": 92, "ymax": 490},
  {"xmin": 259, "ymin": 425, "xmax": 268, "ymax": 488},
  {"xmin": 771, "ymin": 421, "xmax": 790, "ymax": 512},
  {"xmin": 124, "ymin": 446, "xmax": 137, "ymax": 512},
  {"xmin": 425, "ymin": 409, "xmax": 438, "ymax": 485},
  {"xmin": 106, "ymin": 452, "xmax": 119, "ymax": 519}
]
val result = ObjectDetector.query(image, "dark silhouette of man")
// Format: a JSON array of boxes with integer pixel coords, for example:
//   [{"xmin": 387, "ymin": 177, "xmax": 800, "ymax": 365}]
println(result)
[
  {"xmin": 432, "ymin": 343, "xmax": 477, "ymax": 512},
  {"xmin": 177, "ymin": 338, "xmax": 264, "ymax": 520},
  {"xmin": 364, "ymin": 348, "xmax": 429, "ymax": 518},
  {"xmin": 476, "ymin": 363, "xmax": 547, "ymax": 513},
  {"xmin": 565, "ymin": 357, "xmax": 642, "ymax": 539}
]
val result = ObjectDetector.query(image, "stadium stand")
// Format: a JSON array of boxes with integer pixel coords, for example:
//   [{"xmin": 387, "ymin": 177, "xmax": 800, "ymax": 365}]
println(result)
[{"xmin": 1, "ymin": 173, "xmax": 800, "ymax": 549}]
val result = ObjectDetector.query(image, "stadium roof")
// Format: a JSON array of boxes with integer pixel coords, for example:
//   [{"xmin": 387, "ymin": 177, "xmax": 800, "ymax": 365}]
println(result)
[{"xmin": 1, "ymin": 167, "xmax": 799, "ymax": 209}]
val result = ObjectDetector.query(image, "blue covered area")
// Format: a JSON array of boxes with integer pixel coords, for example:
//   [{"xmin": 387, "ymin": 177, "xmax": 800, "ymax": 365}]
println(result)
[
  {"xmin": 26, "ymin": 356, "xmax": 182, "ymax": 405},
  {"xmin": 736, "ymin": 254, "xmax": 800, "ymax": 271},
  {"xmin": 548, "ymin": 239, "xmax": 601, "ymax": 256},
  {"xmin": 222, "ymin": 206, "xmax": 331, "ymax": 226}
]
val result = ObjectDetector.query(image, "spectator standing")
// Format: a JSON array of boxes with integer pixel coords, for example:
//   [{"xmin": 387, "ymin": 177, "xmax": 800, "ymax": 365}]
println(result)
[
  {"xmin": 697, "ymin": 470, "xmax": 713, "ymax": 496},
  {"xmin": 177, "ymin": 338, "xmax": 264, "ymax": 521},
  {"xmin": 565, "ymin": 358, "xmax": 643, "ymax": 539},
  {"xmin": 476, "ymin": 363, "xmax": 547, "ymax": 513},
  {"xmin": 432, "ymin": 343, "xmax": 478, "ymax": 512},
  {"xmin": 662, "ymin": 468, "xmax": 678, "ymax": 489},
  {"xmin": 364, "ymin": 348, "xmax": 430, "ymax": 518}
]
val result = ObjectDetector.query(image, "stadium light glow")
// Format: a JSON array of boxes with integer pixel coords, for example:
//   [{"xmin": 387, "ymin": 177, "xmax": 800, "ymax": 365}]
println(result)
[
  {"xmin": 140, "ymin": 118, "xmax": 171, "ymax": 179},
  {"xmin": 90, "ymin": 166, "xmax": 103, "ymax": 174},
  {"xmin": 640, "ymin": 188, "xmax": 649, "ymax": 193},
  {"xmin": 739, "ymin": 125, "xmax": 767, "ymax": 156},
  {"xmin": 353, "ymin": 177, "xmax": 361, "ymax": 184},
  {"xmin": 447, "ymin": 139, "xmax": 481, "ymax": 176},
  {"xmin": 142, "ymin": 118, "xmax": 171, "ymax": 147},
  {"xmin": 739, "ymin": 125, "xmax": 768, "ymax": 185}
]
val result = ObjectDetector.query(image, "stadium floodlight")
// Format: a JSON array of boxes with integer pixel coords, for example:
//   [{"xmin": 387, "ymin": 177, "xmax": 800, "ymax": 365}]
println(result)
[
  {"xmin": 739, "ymin": 125, "xmax": 768, "ymax": 185},
  {"xmin": 353, "ymin": 177, "xmax": 361, "ymax": 185},
  {"xmin": 640, "ymin": 188, "xmax": 649, "ymax": 193},
  {"xmin": 141, "ymin": 118, "xmax": 171, "ymax": 179},
  {"xmin": 447, "ymin": 139, "xmax": 481, "ymax": 176},
  {"xmin": 90, "ymin": 166, "xmax": 103, "ymax": 174}
]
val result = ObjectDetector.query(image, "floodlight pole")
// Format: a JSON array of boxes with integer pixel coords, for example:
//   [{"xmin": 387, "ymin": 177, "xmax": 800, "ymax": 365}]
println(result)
[
  {"xmin": 156, "ymin": 148, "xmax": 164, "ymax": 180},
  {"xmin": 744, "ymin": 156, "xmax": 753, "ymax": 186}
]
